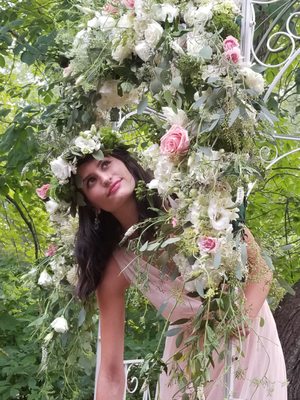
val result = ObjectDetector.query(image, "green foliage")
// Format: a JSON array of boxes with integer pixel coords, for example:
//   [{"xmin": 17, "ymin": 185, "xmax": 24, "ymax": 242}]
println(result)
[{"xmin": 0, "ymin": 254, "xmax": 41, "ymax": 399}]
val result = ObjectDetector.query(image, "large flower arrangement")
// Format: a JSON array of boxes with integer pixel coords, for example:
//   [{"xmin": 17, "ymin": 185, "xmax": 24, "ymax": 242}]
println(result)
[{"xmin": 34, "ymin": 0, "xmax": 277, "ymax": 396}]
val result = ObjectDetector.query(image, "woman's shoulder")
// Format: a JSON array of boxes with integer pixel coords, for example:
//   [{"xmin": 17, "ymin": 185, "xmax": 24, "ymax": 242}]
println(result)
[{"xmin": 97, "ymin": 251, "xmax": 131, "ymax": 296}]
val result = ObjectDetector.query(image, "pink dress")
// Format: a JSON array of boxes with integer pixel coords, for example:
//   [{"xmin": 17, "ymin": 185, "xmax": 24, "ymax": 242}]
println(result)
[{"xmin": 113, "ymin": 248, "xmax": 288, "ymax": 400}]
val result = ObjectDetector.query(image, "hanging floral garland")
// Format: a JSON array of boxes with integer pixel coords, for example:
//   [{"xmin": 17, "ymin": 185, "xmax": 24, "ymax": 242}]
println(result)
[{"xmin": 33, "ymin": 0, "xmax": 277, "ymax": 395}]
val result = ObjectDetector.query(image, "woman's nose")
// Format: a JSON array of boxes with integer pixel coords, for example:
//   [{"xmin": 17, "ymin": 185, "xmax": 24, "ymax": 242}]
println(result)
[{"xmin": 101, "ymin": 173, "xmax": 112, "ymax": 187}]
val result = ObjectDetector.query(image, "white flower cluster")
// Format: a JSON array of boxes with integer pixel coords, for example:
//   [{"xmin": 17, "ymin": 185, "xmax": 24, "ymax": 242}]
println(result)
[
  {"xmin": 143, "ymin": 143, "xmax": 246, "ymax": 293},
  {"xmin": 71, "ymin": 0, "xmax": 240, "ymax": 67}
]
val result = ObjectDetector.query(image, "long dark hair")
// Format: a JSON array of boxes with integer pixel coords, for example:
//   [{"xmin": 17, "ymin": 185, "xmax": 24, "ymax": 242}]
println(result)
[{"xmin": 75, "ymin": 148, "xmax": 159, "ymax": 300}]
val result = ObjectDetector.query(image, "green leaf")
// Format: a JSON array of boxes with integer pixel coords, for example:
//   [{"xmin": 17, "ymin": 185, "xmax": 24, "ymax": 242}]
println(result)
[
  {"xmin": 277, "ymin": 277, "xmax": 295, "ymax": 296},
  {"xmin": 199, "ymin": 46, "xmax": 212, "ymax": 60},
  {"xmin": 78, "ymin": 308, "xmax": 86, "ymax": 327},
  {"xmin": 175, "ymin": 331, "xmax": 184, "ymax": 348},
  {"xmin": 171, "ymin": 318, "xmax": 190, "ymax": 325},
  {"xmin": 259, "ymin": 317, "xmax": 265, "ymax": 327},
  {"xmin": 213, "ymin": 249, "xmax": 221, "ymax": 268},
  {"xmin": 137, "ymin": 97, "xmax": 148, "ymax": 115},
  {"xmin": 161, "ymin": 237, "xmax": 181, "ymax": 248},
  {"xmin": 150, "ymin": 78, "xmax": 162, "ymax": 94},
  {"xmin": 165, "ymin": 327, "xmax": 182, "ymax": 337},
  {"xmin": 92, "ymin": 149, "xmax": 104, "ymax": 160},
  {"xmin": 156, "ymin": 301, "xmax": 168, "ymax": 317},
  {"xmin": 164, "ymin": 90, "xmax": 173, "ymax": 105},
  {"xmin": 228, "ymin": 107, "xmax": 240, "ymax": 127},
  {"xmin": 139, "ymin": 241, "xmax": 149, "ymax": 252},
  {"xmin": 0, "ymin": 55, "xmax": 5, "ymax": 68},
  {"xmin": 20, "ymin": 51, "xmax": 36, "ymax": 65},
  {"xmin": 195, "ymin": 279, "xmax": 205, "ymax": 297},
  {"xmin": 147, "ymin": 241, "xmax": 161, "ymax": 251}
]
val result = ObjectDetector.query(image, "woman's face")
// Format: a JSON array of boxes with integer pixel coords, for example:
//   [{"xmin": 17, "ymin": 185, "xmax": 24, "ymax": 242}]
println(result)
[{"xmin": 78, "ymin": 156, "xmax": 136, "ymax": 214}]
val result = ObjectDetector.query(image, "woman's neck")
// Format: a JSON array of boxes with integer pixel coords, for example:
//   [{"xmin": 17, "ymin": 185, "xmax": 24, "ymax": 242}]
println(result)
[{"xmin": 112, "ymin": 199, "xmax": 139, "ymax": 232}]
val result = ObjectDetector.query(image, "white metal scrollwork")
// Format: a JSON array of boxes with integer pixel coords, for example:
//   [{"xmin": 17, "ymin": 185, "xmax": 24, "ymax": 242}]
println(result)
[{"xmin": 123, "ymin": 360, "xmax": 153, "ymax": 400}]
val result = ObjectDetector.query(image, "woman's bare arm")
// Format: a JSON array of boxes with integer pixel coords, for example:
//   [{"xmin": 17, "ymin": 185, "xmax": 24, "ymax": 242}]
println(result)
[
  {"xmin": 243, "ymin": 227, "xmax": 273, "ymax": 319},
  {"xmin": 95, "ymin": 257, "xmax": 130, "ymax": 400}
]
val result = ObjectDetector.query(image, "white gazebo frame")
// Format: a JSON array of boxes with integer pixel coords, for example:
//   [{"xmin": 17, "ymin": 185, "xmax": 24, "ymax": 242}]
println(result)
[{"xmin": 95, "ymin": 2, "xmax": 300, "ymax": 399}]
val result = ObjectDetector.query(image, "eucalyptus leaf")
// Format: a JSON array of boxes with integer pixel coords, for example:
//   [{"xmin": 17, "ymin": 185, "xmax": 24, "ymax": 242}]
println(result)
[
  {"xmin": 228, "ymin": 107, "xmax": 240, "ymax": 127},
  {"xmin": 199, "ymin": 46, "xmax": 212, "ymax": 60},
  {"xmin": 195, "ymin": 279, "xmax": 205, "ymax": 297},
  {"xmin": 156, "ymin": 301, "xmax": 168, "ymax": 317},
  {"xmin": 165, "ymin": 327, "xmax": 182, "ymax": 337},
  {"xmin": 171, "ymin": 318, "xmax": 190, "ymax": 325},
  {"xmin": 261, "ymin": 251, "xmax": 274, "ymax": 271},
  {"xmin": 161, "ymin": 237, "xmax": 181, "ymax": 248},
  {"xmin": 213, "ymin": 249, "xmax": 221, "ymax": 268},
  {"xmin": 175, "ymin": 332, "xmax": 184, "ymax": 348},
  {"xmin": 92, "ymin": 149, "xmax": 104, "ymax": 161},
  {"xmin": 277, "ymin": 277, "xmax": 295, "ymax": 296},
  {"xmin": 139, "ymin": 241, "xmax": 149, "ymax": 252},
  {"xmin": 78, "ymin": 308, "xmax": 86, "ymax": 327},
  {"xmin": 147, "ymin": 241, "xmax": 161, "ymax": 251},
  {"xmin": 137, "ymin": 97, "xmax": 148, "ymax": 114}
]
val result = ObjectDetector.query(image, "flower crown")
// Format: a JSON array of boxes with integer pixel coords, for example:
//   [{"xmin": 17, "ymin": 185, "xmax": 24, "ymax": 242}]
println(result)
[{"xmin": 38, "ymin": 125, "xmax": 129, "ymax": 217}]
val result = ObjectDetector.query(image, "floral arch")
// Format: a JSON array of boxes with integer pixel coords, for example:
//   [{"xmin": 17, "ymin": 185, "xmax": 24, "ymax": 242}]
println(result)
[{"xmin": 30, "ymin": 0, "xmax": 299, "ymax": 399}]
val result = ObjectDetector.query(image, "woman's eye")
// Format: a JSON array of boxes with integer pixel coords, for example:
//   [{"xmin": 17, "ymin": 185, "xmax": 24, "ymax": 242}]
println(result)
[
  {"xmin": 87, "ymin": 177, "xmax": 96, "ymax": 187},
  {"xmin": 101, "ymin": 160, "xmax": 110, "ymax": 170}
]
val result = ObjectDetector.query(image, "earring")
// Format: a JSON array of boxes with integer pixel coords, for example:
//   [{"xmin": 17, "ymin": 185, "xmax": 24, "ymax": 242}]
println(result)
[{"xmin": 94, "ymin": 209, "xmax": 101, "ymax": 230}]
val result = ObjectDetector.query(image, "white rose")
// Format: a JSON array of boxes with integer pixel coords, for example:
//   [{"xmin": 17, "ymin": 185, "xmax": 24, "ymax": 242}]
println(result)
[
  {"xmin": 147, "ymin": 179, "xmax": 159, "ymax": 190},
  {"xmin": 45, "ymin": 199, "xmax": 59, "ymax": 214},
  {"xmin": 152, "ymin": 3, "xmax": 179, "ymax": 23},
  {"xmin": 135, "ymin": 41, "xmax": 152, "ymax": 61},
  {"xmin": 162, "ymin": 107, "xmax": 189, "ymax": 127},
  {"xmin": 186, "ymin": 31, "xmax": 207, "ymax": 58},
  {"xmin": 50, "ymin": 316, "xmax": 69, "ymax": 333},
  {"xmin": 112, "ymin": 41, "xmax": 132, "ymax": 62},
  {"xmin": 184, "ymin": 3, "xmax": 213, "ymax": 26},
  {"xmin": 38, "ymin": 270, "xmax": 52, "ymax": 287},
  {"xmin": 50, "ymin": 157, "xmax": 72, "ymax": 181},
  {"xmin": 66, "ymin": 266, "xmax": 78, "ymax": 286},
  {"xmin": 144, "ymin": 21, "xmax": 163, "ymax": 48},
  {"xmin": 240, "ymin": 67, "xmax": 265, "ymax": 95},
  {"xmin": 208, "ymin": 198, "xmax": 238, "ymax": 231},
  {"xmin": 74, "ymin": 136, "xmax": 100, "ymax": 154},
  {"xmin": 117, "ymin": 13, "xmax": 134, "ymax": 29},
  {"xmin": 171, "ymin": 40, "xmax": 184, "ymax": 55},
  {"xmin": 87, "ymin": 14, "xmax": 116, "ymax": 30}
]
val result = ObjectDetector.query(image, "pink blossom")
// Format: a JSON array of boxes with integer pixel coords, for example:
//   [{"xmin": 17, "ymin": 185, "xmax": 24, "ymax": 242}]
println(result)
[
  {"xmin": 160, "ymin": 125, "xmax": 190, "ymax": 156},
  {"xmin": 45, "ymin": 244, "xmax": 57, "ymax": 257},
  {"xmin": 223, "ymin": 36, "xmax": 239, "ymax": 52},
  {"xmin": 122, "ymin": 0, "xmax": 134, "ymax": 9},
  {"xmin": 225, "ymin": 46, "xmax": 241, "ymax": 64},
  {"xmin": 36, "ymin": 184, "xmax": 51, "ymax": 200},
  {"xmin": 103, "ymin": 3, "xmax": 119, "ymax": 14},
  {"xmin": 171, "ymin": 217, "xmax": 178, "ymax": 228},
  {"xmin": 198, "ymin": 236, "xmax": 220, "ymax": 254}
]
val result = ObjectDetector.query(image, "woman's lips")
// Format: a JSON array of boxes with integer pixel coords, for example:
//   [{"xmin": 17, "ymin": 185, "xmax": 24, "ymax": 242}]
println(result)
[{"xmin": 108, "ymin": 179, "xmax": 122, "ymax": 196}]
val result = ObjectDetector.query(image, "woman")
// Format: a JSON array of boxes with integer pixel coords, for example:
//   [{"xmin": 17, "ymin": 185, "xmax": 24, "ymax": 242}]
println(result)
[{"xmin": 74, "ymin": 148, "xmax": 287, "ymax": 400}]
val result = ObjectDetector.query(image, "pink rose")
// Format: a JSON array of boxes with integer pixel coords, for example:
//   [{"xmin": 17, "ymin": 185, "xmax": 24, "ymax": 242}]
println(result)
[
  {"xmin": 45, "ymin": 244, "xmax": 57, "ymax": 257},
  {"xmin": 122, "ymin": 0, "xmax": 134, "ymax": 9},
  {"xmin": 160, "ymin": 125, "xmax": 190, "ymax": 156},
  {"xmin": 225, "ymin": 46, "xmax": 241, "ymax": 64},
  {"xmin": 223, "ymin": 36, "xmax": 239, "ymax": 52},
  {"xmin": 36, "ymin": 184, "xmax": 51, "ymax": 199},
  {"xmin": 103, "ymin": 3, "xmax": 119, "ymax": 14},
  {"xmin": 198, "ymin": 236, "xmax": 220, "ymax": 254},
  {"xmin": 171, "ymin": 217, "xmax": 178, "ymax": 228}
]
